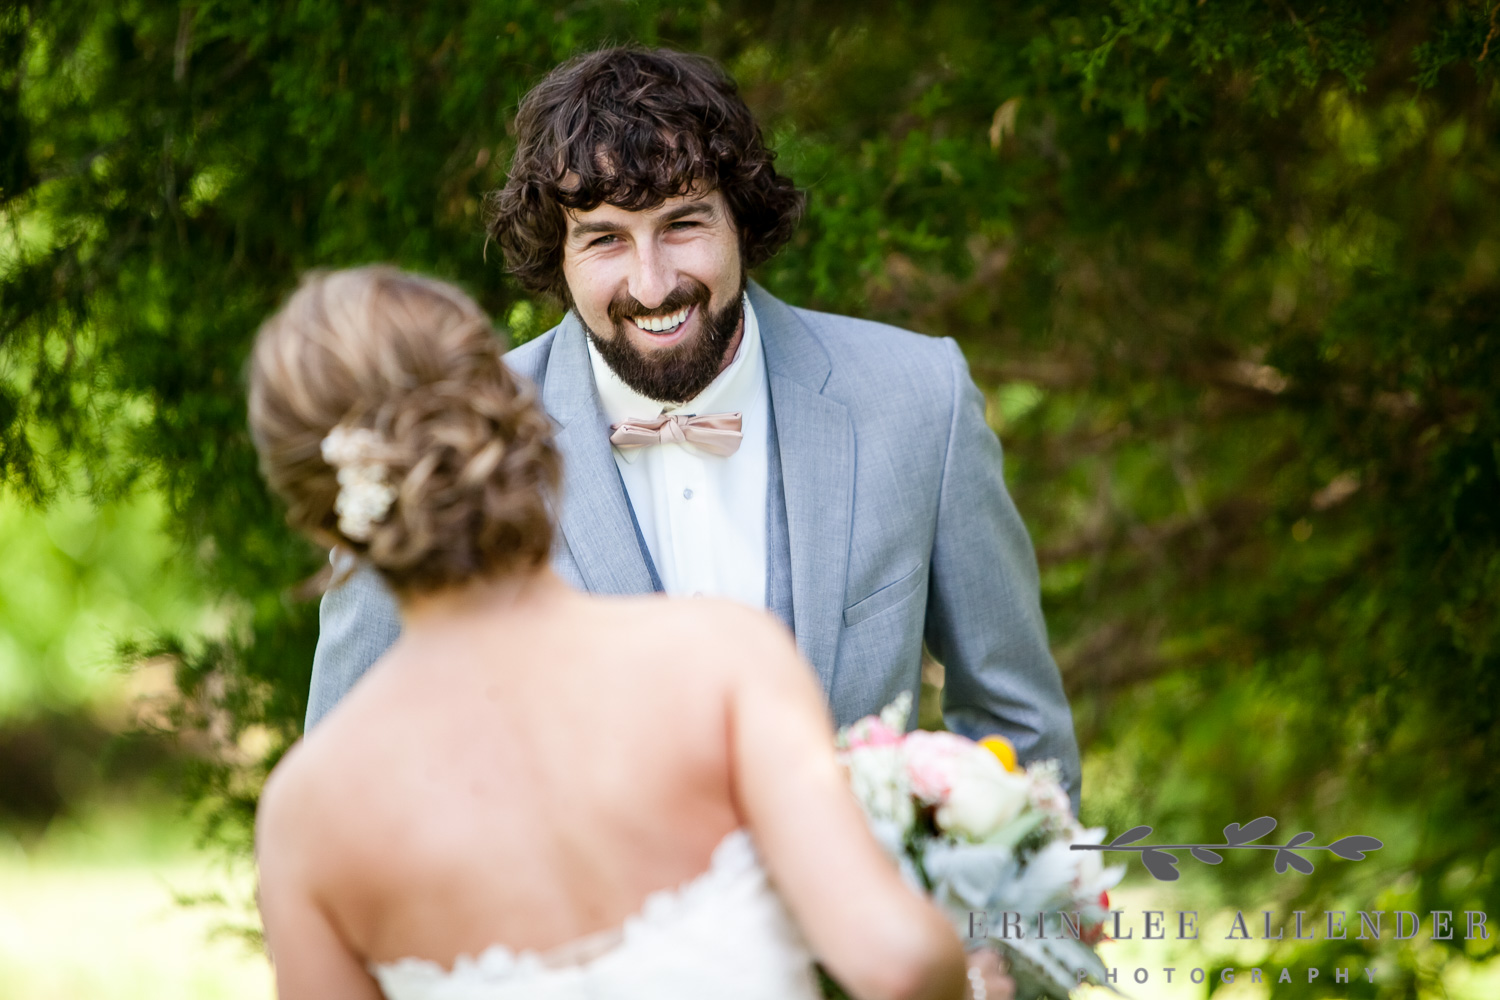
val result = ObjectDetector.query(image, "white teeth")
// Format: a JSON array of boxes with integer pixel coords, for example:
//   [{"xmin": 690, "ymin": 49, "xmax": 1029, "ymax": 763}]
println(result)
[{"xmin": 634, "ymin": 307, "xmax": 689, "ymax": 333}]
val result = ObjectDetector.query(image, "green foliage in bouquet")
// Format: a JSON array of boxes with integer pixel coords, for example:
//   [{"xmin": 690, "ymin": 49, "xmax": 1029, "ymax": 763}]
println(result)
[{"xmin": 4, "ymin": 2, "xmax": 1499, "ymax": 993}]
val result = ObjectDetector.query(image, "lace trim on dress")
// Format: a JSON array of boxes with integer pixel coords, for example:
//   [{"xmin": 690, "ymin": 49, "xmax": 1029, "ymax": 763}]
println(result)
[{"xmin": 369, "ymin": 828, "xmax": 756, "ymax": 985}]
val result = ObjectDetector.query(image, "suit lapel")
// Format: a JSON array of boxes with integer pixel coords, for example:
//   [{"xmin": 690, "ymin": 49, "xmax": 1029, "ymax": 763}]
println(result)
[
  {"xmin": 542, "ymin": 314, "xmax": 656, "ymax": 596},
  {"xmin": 752, "ymin": 284, "xmax": 853, "ymax": 690}
]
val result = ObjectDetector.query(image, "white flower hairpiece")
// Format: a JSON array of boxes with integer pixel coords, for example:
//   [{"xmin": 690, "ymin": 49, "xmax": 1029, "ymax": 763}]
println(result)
[{"xmin": 320, "ymin": 426, "xmax": 397, "ymax": 542}]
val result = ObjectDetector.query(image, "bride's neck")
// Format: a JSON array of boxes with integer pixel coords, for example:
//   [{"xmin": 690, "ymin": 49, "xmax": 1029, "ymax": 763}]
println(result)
[{"xmin": 399, "ymin": 566, "xmax": 569, "ymax": 631}]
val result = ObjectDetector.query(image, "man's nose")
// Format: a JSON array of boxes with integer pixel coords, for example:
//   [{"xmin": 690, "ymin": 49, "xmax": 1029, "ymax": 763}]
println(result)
[{"xmin": 628, "ymin": 241, "xmax": 674, "ymax": 310}]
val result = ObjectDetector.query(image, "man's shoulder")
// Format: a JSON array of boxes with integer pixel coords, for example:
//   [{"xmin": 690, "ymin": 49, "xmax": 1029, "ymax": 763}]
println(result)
[
  {"xmin": 778, "ymin": 301, "xmax": 959, "ymax": 403},
  {"xmin": 500, "ymin": 326, "xmax": 558, "ymax": 383},
  {"xmin": 789, "ymin": 303, "xmax": 950, "ymax": 357}
]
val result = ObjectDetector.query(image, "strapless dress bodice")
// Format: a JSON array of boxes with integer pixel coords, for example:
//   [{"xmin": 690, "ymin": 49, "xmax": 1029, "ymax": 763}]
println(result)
[{"xmin": 370, "ymin": 829, "xmax": 822, "ymax": 1000}]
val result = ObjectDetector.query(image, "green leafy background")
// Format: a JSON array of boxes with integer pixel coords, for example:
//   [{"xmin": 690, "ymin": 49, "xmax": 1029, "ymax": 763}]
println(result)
[{"xmin": 2, "ymin": 2, "xmax": 1497, "ymax": 995}]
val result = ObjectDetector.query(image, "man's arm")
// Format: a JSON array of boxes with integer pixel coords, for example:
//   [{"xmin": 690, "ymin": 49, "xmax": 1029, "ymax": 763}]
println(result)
[
  {"xmin": 305, "ymin": 553, "xmax": 401, "ymax": 730},
  {"xmin": 923, "ymin": 338, "xmax": 1082, "ymax": 813}
]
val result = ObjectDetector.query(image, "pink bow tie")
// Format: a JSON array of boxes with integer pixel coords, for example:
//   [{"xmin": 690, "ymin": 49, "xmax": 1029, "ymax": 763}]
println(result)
[{"xmin": 608, "ymin": 412, "xmax": 744, "ymax": 457}]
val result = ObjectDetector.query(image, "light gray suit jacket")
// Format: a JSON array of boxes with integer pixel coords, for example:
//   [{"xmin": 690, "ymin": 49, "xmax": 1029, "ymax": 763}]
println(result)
[{"xmin": 306, "ymin": 283, "xmax": 1081, "ymax": 805}]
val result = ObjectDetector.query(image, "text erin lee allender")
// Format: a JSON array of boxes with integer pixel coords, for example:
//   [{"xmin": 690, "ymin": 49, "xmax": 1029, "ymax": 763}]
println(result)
[{"xmin": 967, "ymin": 907, "xmax": 1490, "ymax": 943}]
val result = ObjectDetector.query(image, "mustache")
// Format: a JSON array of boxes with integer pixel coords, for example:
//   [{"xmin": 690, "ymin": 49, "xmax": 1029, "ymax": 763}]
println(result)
[{"xmin": 606, "ymin": 278, "xmax": 711, "ymax": 325}]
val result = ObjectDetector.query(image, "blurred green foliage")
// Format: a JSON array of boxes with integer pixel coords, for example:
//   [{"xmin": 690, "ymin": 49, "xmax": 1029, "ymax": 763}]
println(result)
[
  {"xmin": 0, "ymin": 489, "xmax": 213, "ymax": 721},
  {"xmin": 3, "ymin": 1, "xmax": 1498, "ymax": 994},
  {"xmin": 0, "ymin": 486, "xmax": 216, "ymax": 826}
]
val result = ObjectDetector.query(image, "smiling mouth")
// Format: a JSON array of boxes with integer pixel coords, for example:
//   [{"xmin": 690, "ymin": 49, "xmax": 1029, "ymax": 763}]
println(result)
[{"xmin": 631, "ymin": 305, "xmax": 691, "ymax": 335}]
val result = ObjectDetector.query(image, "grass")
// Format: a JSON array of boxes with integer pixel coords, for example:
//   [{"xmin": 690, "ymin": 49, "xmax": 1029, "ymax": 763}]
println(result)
[{"xmin": 0, "ymin": 797, "xmax": 273, "ymax": 1000}]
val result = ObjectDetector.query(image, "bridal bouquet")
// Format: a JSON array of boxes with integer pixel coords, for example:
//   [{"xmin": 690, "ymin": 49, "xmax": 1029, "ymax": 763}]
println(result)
[{"xmin": 829, "ymin": 694, "xmax": 1123, "ymax": 1000}]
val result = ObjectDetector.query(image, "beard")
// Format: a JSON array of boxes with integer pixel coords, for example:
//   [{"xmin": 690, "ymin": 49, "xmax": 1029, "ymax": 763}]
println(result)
[{"xmin": 579, "ymin": 273, "xmax": 747, "ymax": 404}]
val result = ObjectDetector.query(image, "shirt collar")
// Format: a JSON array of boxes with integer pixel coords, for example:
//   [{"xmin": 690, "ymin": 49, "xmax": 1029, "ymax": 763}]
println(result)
[{"xmin": 587, "ymin": 293, "xmax": 764, "ymax": 463}]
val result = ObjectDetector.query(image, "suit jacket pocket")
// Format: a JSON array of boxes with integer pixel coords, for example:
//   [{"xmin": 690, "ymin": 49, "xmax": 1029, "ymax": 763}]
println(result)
[{"xmin": 842, "ymin": 564, "xmax": 925, "ymax": 628}]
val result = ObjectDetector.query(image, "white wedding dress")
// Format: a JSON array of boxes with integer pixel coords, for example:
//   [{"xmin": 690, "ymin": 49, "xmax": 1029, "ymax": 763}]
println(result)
[{"xmin": 370, "ymin": 829, "xmax": 824, "ymax": 1000}]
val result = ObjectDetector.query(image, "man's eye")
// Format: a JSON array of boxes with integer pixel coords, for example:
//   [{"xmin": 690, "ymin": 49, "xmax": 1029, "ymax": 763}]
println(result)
[
  {"xmin": 667, "ymin": 221, "xmax": 698, "ymax": 231},
  {"xmin": 589, "ymin": 234, "xmax": 619, "ymax": 247}
]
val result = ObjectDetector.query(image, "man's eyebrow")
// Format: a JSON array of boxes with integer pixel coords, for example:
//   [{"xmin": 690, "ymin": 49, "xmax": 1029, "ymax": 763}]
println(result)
[
  {"xmin": 658, "ymin": 200, "xmax": 717, "ymax": 223},
  {"xmin": 566, "ymin": 200, "xmax": 718, "ymax": 239},
  {"xmin": 567, "ymin": 219, "xmax": 625, "ymax": 238}
]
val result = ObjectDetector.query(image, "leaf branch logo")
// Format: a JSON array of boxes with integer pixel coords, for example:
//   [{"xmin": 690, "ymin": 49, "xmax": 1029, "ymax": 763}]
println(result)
[{"xmin": 1071, "ymin": 817, "xmax": 1383, "ymax": 881}]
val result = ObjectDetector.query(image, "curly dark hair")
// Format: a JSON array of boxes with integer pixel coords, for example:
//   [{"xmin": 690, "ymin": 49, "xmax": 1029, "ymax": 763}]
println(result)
[{"xmin": 485, "ymin": 46, "xmax": 805, "ymax": 301}]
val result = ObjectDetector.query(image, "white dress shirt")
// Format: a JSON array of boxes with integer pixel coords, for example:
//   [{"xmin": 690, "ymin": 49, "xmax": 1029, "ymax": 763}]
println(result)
[{"xmin": 586, "ymin": 294, "xmax": 769, "ymax": 608}]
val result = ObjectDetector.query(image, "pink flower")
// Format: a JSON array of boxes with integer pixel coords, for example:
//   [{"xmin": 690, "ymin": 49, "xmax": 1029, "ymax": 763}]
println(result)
[
  {"xmin": 842, "ymin": 715, "xmax": 904, "ymax": 750},
  {"xmin": 903, "ymin": 730, "xmax": 980, "ymax": 804}
]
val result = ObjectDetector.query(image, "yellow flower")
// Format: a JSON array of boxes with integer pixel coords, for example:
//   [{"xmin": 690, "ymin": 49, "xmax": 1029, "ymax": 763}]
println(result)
[{"xmin": 980, "ymin": 735, "xmax": 1020, "ymax": 773}]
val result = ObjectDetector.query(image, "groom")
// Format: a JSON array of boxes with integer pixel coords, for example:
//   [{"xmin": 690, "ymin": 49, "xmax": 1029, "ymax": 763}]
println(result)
[{"xmin": 307, "ymin": 47, "xmax": 1080, "ymax": 807}]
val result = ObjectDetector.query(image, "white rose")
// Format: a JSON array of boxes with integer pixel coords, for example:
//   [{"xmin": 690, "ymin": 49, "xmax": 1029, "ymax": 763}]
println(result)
[{"xmin": 935, "ymin": 749, "xmax": 1031, "ymax": 841}]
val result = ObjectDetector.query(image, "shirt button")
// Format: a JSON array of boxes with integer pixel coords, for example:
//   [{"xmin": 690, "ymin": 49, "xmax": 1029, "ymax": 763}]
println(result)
[{"xmin": 682, "ymin": 488, "xmax": 694, "ymax": 499}]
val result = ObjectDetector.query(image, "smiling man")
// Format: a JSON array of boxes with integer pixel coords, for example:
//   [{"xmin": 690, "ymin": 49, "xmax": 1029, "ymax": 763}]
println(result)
[
  {"xmin": 563, "ymin": 192, "xmax": 745, "ymax": 402},
  {"xmin": 560, "ymin": 185, "xmax": 772, "ymax": 607},
  {"xmin": 307, "ymin": 48, "xmax": 1079, "ymax": 811}
]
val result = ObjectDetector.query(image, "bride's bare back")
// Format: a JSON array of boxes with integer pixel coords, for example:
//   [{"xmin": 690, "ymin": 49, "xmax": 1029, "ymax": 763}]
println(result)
[
  {"xmin": 262, "ymin": 576, "xmax": 745, "ymax": 962},
  {"xmin": 255, "ymin": 572, "xmax": 963, "ymax": 1000}
]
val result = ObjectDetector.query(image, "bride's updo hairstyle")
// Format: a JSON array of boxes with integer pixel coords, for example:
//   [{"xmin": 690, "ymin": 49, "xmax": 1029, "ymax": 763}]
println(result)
[{"xmin": 248, "ymin": 266, "xmax": 559, "ymax": 598}]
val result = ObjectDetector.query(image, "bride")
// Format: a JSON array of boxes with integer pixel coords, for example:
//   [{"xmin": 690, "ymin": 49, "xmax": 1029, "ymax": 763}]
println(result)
[{"xmin": 247, "ymin": 266, "xmax": 982, "ymax": 999}]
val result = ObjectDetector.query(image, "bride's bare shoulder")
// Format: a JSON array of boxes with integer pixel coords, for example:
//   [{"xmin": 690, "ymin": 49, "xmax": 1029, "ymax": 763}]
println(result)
[
  {"xmin": 604, "ymin": 596, "xmax": 801, "ymax": 677},
  {"xmin": 606, "ymin": 593, "xmax": 772, "ymax": 634},
  {"xmin": 254, "ymin": 707, "xmax": 371, "ymax": 863},
  {"xmin": 254, "ymin": 737, "xmax": 321, "ymax": 868}
]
